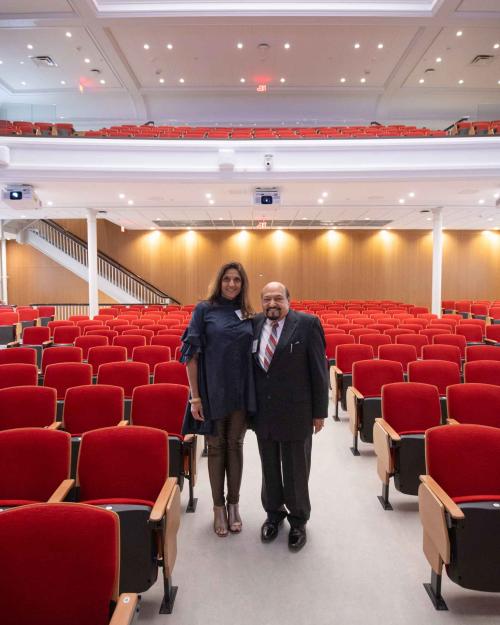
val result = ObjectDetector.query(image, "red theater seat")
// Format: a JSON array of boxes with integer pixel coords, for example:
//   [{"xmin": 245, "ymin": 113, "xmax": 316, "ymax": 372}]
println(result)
[
  {"xmin": 447, "ymin": 383, "xmax": 500, "ymax": 428},
  {"xmin": 0, "ymin": 362, "xmax": 38, "ymax": 388},
  {"xmin": 422, "ymin": 344, "xmax": 462, "ymax": 369},
  {"xmin": 87, "ymin": 345, "xmax": 127, "ymax": 375},
  {"xmin": 0, "ymin": 386, "xmax": 57, "ymax": 430},
  {"xmin": 0, "ymin": 347, "xmax": 36, "ymax": 366},
  {"xmin": 331, "ymin": 344, "xmax": 373, "ymax": 420},
  {"xmin": 154, "ymin": 361, "xmax": 189, "ymax": 386},
  {"xmin": 378, "ymin": 344, "xmax": 417, "ymax": 373},
  {"xmin": 41, "ymin": 346, "xmax": 83, "ymax": 374},
  {"xmin": 464, "ymin": 360, "xmax": 500, "ymax": 385},
  {"xmin": 112, "ymin": 334, "xmax": 147, "ymax": 358}
]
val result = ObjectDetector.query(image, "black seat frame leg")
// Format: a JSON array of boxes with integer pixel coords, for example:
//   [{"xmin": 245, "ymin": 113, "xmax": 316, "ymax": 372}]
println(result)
[
  {"xmin": 424, "ymin": 569, "xmax": 448, "ymax": 611},
  {"xmin": 377, "ymin": 482, "xmax": 393, "ymax": 510}
]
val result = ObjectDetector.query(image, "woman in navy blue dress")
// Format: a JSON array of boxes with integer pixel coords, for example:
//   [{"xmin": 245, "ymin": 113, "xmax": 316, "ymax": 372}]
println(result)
[{"xmin": 181, "ymin": 262, "xmax": 255, "ymax": 537}]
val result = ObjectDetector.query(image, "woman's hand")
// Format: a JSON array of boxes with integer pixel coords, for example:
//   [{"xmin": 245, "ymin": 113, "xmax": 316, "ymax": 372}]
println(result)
[{"xmin": 190, "ymin": 398, "xmax": 205, "ymax": 421}]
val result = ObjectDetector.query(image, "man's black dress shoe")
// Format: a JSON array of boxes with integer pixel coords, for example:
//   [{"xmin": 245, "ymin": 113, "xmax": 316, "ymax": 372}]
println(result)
[
  {"xmin": 288, "ymin": 527, "xmax": 307, "ymax": 552},
  {"xmin": 261, "ymin": 519, "xmax": 283, "ymax": 543}
]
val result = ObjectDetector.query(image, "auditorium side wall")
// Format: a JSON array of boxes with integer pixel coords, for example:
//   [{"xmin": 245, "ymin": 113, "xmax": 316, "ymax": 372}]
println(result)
[{"xmin": 7, "ymin": 221, "xmax": 500, "ymax": 307}]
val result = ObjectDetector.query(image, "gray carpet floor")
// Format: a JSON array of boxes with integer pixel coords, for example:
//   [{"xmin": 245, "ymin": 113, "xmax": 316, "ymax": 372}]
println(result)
[{"xmin": 138, "ymin": 401, "xmax": 500, "ymax": 624}]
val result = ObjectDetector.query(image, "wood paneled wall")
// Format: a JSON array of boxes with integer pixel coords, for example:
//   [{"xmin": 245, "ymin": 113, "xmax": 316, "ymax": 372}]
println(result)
[{"xmin": 7, "ymin": 220, "xmax": 500, "ymax": 307}]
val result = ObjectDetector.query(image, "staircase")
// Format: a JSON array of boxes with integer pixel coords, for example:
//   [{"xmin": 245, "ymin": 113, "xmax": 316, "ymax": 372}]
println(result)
[{"xmin": 17, "ymin": 219, "xmax": 177, "ymax": 304}]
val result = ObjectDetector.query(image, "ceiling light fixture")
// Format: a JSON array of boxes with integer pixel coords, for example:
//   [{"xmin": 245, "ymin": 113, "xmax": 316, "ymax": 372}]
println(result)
[
  {"xmin": 360, "ymin": 77, "xmax": 366, "ymax": 83},
  {"xmin": 398, "ymin": 198, "xmax": 405, "ymax": 204},
  {"xmin": 21, "ymin": 81, "xmax": 26, "ymax": 86},
  {"xmin": 408, "ymin": 192, "xmax": 415, "ymax": 198},
  {"xmin": 205, "ymin": 193, "xmax": 212, "ymax": 199},
  {"xmin": 84, "ymin": 58, "xmax": 90, "ymax": 63},
  {"xmin": 237, "ymin": 42, "xmax": 243, "ymax": 49},
  {"xmin": 280, "ymin": 77, "xmax": 286, "ymax": 83},
  {"xmin": 458, "ymin": 79, "xmax": 464, "ymax": 84},
  {"xmin": 60, "ymin": 80, "xmax": 66, "ymax": 85},
  {"xmin": 118, "ymin": 193, "xmax": 125, "ymax": 199},
  {"xmin": 456, "ymin": 30, "xmax": 463, "ymax": 37},
  {"xmin": 121, "ymin": 226, "xmax": 125, "ymax": 232},
  {"xmin": 436, "ymin": 57, "xmax": 442, "ymax": 63},
  {"xmin": 494, "ymin": 43, "xmax": 500, "ymax": 50},
  {"xmin": 65, "ymin": 31, "xmax": 72, "ymax": 38},
  {"xmin": 179, "ymin": 77, "xmax": 185, "ymax": 83},
  {"xmin": 317, "ymin": 198, "xmax": 324, "ymax": 204},
  {"xmin": 284, "ymin": 42, "xmax": 291, "ymax": 49},
  {"xmin": 167, "ymin": 43, "xmax": 173, "ymax": 50},
  {"xmin": 159, "ymin": 78, "xmax": 165, "ymax": 83},
  {"xmin": 419, "ymin": 78, "xmax": 425, "ymax": 84},
  {"xmin": 377, "ymin": 43, "xmax": 384, "ymax": 49},
  {"xmin": 354, "ymin": 43, "xmax": 360, "ymax": 49},
  {"xmin": 143, "ymin": 43, "xmax": 150, "ymax": 50},
  {"xmin": 100, "ymin": 79, "xmax": 106, "ymax": 84},
  {"xmin": 478, "ymin": 199, "xmax": 485, "ymax": 204},
  {"xmin": 322, "ymin": 191, "xmax": 328, "ymax": 198},
  {"xmin": 209, "ymin": 199, "xmax": 215, "ymax": 205},
  {"xmin": 340, "ymin": 77, "xmax": 346, "ymax": 83},
  {"xmin": 27, "ymin": 44, "xmax": 33, "ymax": 50},
  {"xmin": 127, "ymin": 199, "xmax": 134, "ymax": 205},
  {"xmin": 240, "ymin": 77, "xmax": 246, "ymax": 83},
  {"xmin": 47, "ymin": 200, "xmax": 53, "ymax": 206},
  {"xmin": 494, "ymin": 193, "xmax": 500, "ymax": 199}
]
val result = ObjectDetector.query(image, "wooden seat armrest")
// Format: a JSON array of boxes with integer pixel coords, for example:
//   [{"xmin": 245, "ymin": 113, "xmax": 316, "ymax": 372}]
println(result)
[
  {"xmin": 375, "ymin": 418, "xmax": 401, "ymax": 442},
  {"xmin": 350, "ymin": 386, "xmax": 364, "ymax": 401},
  {"xmin": 331, "ymin": 365, "xmax": 342, "ymax": 376},
  {"xmin": 446, "ymin": 418, "xmax": 459, "ymax": 425},
  {"xmin": 48, "ymin": 479, "xmax": 75, "ymax": 503},
  {"xmin": 42, "ymin": 340, "xmax": 54, "ymax": 348},
  {"xmin": 6, "ymin": 341, "xmax": 20, "ymax": 348},
  {"xmin": 484, "ymin": 338, "xmax": 499, "ymax": 345},
  {"xmin": 109, "ymin": 594, "xmax": 139, "ymax": 625},
  {"xmin": 419, "ymin": 475, "xmax": 464, "ymax": 519},
  {"xmin": 150, "ymin": 477, "xmax": 178, "ymax": 523},
  {"xmin": 47, "ymin": 421, "xmax": 62, "ymax": 430},
  {"xmin": 117, "ymin": 420, "xmax": 128, "ymax": 427}
]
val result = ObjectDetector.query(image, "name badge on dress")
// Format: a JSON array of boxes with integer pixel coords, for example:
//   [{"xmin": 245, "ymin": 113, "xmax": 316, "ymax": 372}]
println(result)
[{"xmin": 235, "ymin": 309, "xmax": 244, "ymax": 321}]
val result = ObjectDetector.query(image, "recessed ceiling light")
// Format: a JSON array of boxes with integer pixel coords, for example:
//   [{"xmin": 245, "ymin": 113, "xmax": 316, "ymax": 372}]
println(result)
[
  {"xmin": 209, "ymin": 199, "xmax": 215, "ymax": 205},
  {"xmin": 494, "ymin": 193, "xmax": 500, "ymax": 199},
  {"xmin": 284, "ymin": 42, "xmax": 291, "ymax": 49},
  {"xmin": 237, "ymin": 42, "xmax": 243, "ymax": 49},
  {"xmin": 280, "ymin": 77, "xmax": 286, "ymax": 83},
  {"xmin": 419, "ymin": 78, "xmax": 425, "ymax": 84},
  {"xmin": 84, "ymin": 58, "xmax": 90, "ymax": 63},
  {"xmin": 478, "ymin": 199, "xmax": 485, "ymax": 204},
  {"xmin": 187, "ymin": 227, "xmax": 192, "ymax": 231},
  {"xmin": 118, "ymin": 193, "xmax": 125, "ymax": 199},
  {"xmin": 121, "ymin": 226, "xmax": 125, "ymax": 232},
  {"xmin": 149, "ymin": 227, "xmax": 155, "ymax": 231},
  {"xmin": 340, "ymin": 77, "xmax": 346, "ymax": 83},
  {"xmin": 166, "ymin": 43, "xmax": 173, "ymax": 50},
  {"xmin": 27, "ymin": 44, "xmax": 33, "ymax": 50},
  {"xmin": 240, "ymin": 77, "xmax": 246, "ymax": 83},
  {"xmin": 159, "ymin": 78, "xmax": 165, "ymax": 83},
  {"xmin": 100, "ymin": 79, "xmax": 106, "ymax": 84},
  {"xmin": 47, "ymin": 200, "xmax": 53, "ymax": 206},
  {"xmin": 60, "ymin": 80, "xmax": 66, "ymax": 85},
  {"xmin": 487, "ymin": 217, "xmax": 493, "ymax": 222},
  {"xmin": 498, "ymin": 80, "xmax": 500, "ymax": 85},
  {"xmin": 360, "ymin": 77, "xmax": 366, "ymax": 83},
  {"xmin": 218, "ymin": 217, "xmax": 223, "ymax": 220},
  {"xmin": 143, "ymin": 43, "xmax": 150, "ymax": 50},
  {"xmin": 354, "ymin": 43, "xmax": 360, "ymax": 49},
  {"xmin": 458, "ymin": 79, "xmax": 464, "ymax": 84},
  {"xmin": 127, "ymin": 199, "xmax": 134, "ymax": 205},
  {"xmin": 205, "ymin": 193, "xmax": 212, "ymax": 199},
  {"xmin": 302, "ymin": 217, "xmax": 307, "ymax": 220},
  {"xmin": 426, "ymin": 217, "xmax": 432, "ymax": 221},
  {"xmin": 377, "ymin": 43, "xmax": 384, "ymax": 49},
  {"xmin": 436, "ymin": 57, "xmax": 442, "ymax": 63},
  {"xmin": 408, "ymin": 192, "xmax": 415, "ymax": 198},
  {"xmin": 398, "ymin": 198, "xmax": 405, "ymax": 204},
  {"xmin": 456, "ymin": 30, "xmax": 463, "ymax": 37},
  {"xmin": 0, "ymin": 61, "xmax": 3, "ymax": 65},
  {"xmin": 317, "ymin": 198, "xmax": 324, "ymax": 204},
  {"xmin": 179, "ymin": 78, "xmax": 185, "ymax": 83},
  {"xmin": 494, "ymin": 44, "xmax": 500, "ymax": 50},
  {"xmin": 21, "ymin": 214, "xmax": 26, "ymax": 218},
  {"xmin": 65, "ymin": 31, "xmax": 72, "ymax": 38},
  {"xmin": 20, "ymin": 61, "xmax": 24, "ymax": 65},
  {"xmin": 364, "ymin": 217, "xmax": 370, "ymax": 221},
  {"xmin": 21, "ymin": 81, "xmax": 26, "ymax": 86},
  {"xmin": 322, "ymin": 191, "xmax": 328, "ymax": 198}
]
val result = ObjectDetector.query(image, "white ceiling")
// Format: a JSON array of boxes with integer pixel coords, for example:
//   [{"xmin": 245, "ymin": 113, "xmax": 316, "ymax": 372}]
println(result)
[{"xmin": 0, "ymin": 0, "xmax": 500, "ymax": 230}]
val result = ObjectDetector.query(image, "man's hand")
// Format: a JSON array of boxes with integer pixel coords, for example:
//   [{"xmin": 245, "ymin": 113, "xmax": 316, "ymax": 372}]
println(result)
[{"xmin": 313, "ymin": 418, "xmax": 324, "ymax": 434}]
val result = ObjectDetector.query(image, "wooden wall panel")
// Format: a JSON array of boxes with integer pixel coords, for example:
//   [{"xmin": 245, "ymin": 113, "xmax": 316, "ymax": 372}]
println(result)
[{"xmin": 8, "ymin": 221, "xmax": 500, "ymax": 307}]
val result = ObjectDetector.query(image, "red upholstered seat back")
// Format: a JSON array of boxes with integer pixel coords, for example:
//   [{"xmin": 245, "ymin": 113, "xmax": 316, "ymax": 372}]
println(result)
[
  {"xmin": 422, "ymin": 344, "xmax": 462, "ymax": 368},
  {"xmin": 44, "ymin": 362, "xmax": 92, "ymax": 400},
  {"xmin": 433, "ymin": 334, "xmax": 467, "ymax": 359},
  {"xmin": 0, "ymin": 386, "xmax": 56, "ymax": 430},
  {"xmin": 324, "ymin": 334, "xmax": 354, "ymax": 359},
  {"xmin": 153, "ymin": 361, "xmax": 189, "ymax": 385},
  {"xmin": 350, "ymin": 327, "xmax": 380, "ymax": 342},
  {"xmin": 0, "ymin": 363, "xmax": 38, "ymax": 389},
  {"xmin": 466, "ymin": 345, "xmax": 500, "ymax": 362},
  {"xmin": 0, "ymin": 312, "xmax": 19, "ymax": 325},
  {"xmin": 37, "ymin": 305, "xmax": 55, "ymax": 317},
  {"xmin": 74, "ymin": 335, "xmax": 108, "ymax": 359},
  {"xmin": 97, "ymin": 361, "xmax": 150, "ymax": 398},
  {"xmin": 464, "ymin": 360, "xmax": 500, "ymax": 385},
  {"xmin": 426, "ymin": 424, "xmax": 500, "ymax": 498},
  {"xmin": 52, "ymin": 326, "xmax": 81, "ymax": 344},
  {"xmin": 456, "ymin": 325, "xmax": 483, "ymax": 342},
  {"xmin": 0, "ymin": 503, "xmax": 119, "ymax": 625},
  {"xmin": 22, "ymin": 325, "xmax": 50, "ymax": 344},
  {"xmin": 0, "ymin": 428, "xmax": 70, "ymax": 501},
  {"xmin": 407, "ymin": 359, "xmax": 461, "ymax": 395},
  {"xmin": 352, "ymin": 359, "xmax": 404, "ymax": 397},
  {"xmin": 78, "ymin": 426, "xmax": 168, "ymax": 502},
  {"xmin": 152, "ymin": 333, "xmax": 181, "ymax": 351},
  {"xmin": 0, "ymin": 347, "xmax": 36, "ymax": 366},
  {"xmin": 48, "ymin": 320, "xmax": 74, "ymax": 336},
  {"xmin": 122, "ymin": 328, "xmax": 154, "ymax": 344},
  {"xmin": 358, "ymin": 333, "xmax": 391, "ymax": 356},
  {"xmin": 382, "ymin": 382, "xmax": 441, "ymax": 433},
  {"xmin": 384, "ymin": 328, "xmax": 415, "ymax": 343},
  {"xmin": 486, "ymin": 325, "xmax": 500, "ymax": 342},
  {"xmin": 447, "ymin": 383, "xmax": 500, "ymax": 428},
  {"xmin": 131, "ymin": 383, "xmax": 188, "ymax": 435},
  {"xmin": 142, "ymin": 324, "xmax": 168, "ymax": 335},
  {"xmin": 132, "ymin": 345, "xmax": 171, "ymax": 372},
  {"xmin": 63, "ymin": 384, "xmax": 124, "ymax": 434},
  {"xmin": 112, "ymin": 334, "xmax": 146, "ymax": 358},
  {"xmin": 395, "ymin": 333, "xmax": 429, "ymax": 357},
  {"xmin": 378, "ymin": 344, "xmax": 417, "ymax": 372},
  {"xmin": 335, "ymin": 344, "xmax": 373, "ymax": 373},
  {"xmin": 87, "ymin": 345, "xmax": 127, "ymax": 375},
  {"xmin": 41, "ymin": 346, "xmax": 83, "ymax": 374}
]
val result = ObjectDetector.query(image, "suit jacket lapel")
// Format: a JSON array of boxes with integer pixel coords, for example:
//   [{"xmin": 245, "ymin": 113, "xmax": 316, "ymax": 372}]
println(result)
[
  {"xmin": 269, "ymin": 311, "xmax": 298, "ymax": 369},
  {"xmin": 253, "ymin": 315, "xmax": 267, "ymax": 369}
]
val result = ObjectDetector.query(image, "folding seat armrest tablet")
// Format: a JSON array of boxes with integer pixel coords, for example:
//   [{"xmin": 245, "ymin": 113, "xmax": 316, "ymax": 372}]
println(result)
[
  {"xmin": 347, "ymin": 385, "xmax": 364, "ymax": 441},
  {"xmin": 47, "ymin": 478, "xmax": 76, "ymax": 502},
  {"xmin": 109, "ymin": 593, "xmax": 140, "ymax": 625}
]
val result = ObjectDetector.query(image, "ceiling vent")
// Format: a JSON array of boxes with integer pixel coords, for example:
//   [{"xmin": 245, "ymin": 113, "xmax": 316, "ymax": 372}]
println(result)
[
  {"xmin": 333, "ymin": 219, "xmax": 392, "ymax": 228},
  {"xmin": 470, "ymin": 55, "xmax": 495, "ymax": 66},
  {"xmin": 30, "ymin": 55, "xmax": 57, "ymax": 68}
]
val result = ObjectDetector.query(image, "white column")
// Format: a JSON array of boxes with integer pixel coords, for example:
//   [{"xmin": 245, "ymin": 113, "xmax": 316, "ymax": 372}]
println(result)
[
  {"xmin": 0, "ymin": 221, "xmax": 7, "ymax": 305},
  {"xmin": 431, "ymin": 207, "xmax": 443, "ymax": 316},
  {"xmin": 86, "ymin": 209, "xmax": 99, "ymax": 318}
]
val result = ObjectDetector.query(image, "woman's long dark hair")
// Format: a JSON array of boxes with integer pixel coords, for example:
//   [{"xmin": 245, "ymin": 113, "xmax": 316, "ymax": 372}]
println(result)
[{"xmin": 206, "ymin": 261, "xmax": 254, "ymax": 317}]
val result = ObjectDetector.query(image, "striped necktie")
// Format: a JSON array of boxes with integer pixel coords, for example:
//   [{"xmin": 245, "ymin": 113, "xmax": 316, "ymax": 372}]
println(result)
[{"xmin": 263, "ymin": 321, "xmax": 279, "ymax": 371}]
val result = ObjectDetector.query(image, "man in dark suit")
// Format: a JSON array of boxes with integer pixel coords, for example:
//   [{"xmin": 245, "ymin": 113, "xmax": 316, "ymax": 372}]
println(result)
[{"xmin": 252, "ymin": 282, "xmax": 329, "ymax": 551}]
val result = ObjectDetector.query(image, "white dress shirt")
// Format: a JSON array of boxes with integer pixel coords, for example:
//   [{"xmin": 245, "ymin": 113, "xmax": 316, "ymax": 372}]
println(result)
[{"xmin": 259, "ymin": 316, "xmax": 286, "ymax": 369}]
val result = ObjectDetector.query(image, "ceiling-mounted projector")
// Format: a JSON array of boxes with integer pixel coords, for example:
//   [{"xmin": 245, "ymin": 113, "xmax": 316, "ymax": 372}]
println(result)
[
  {"xmin": 1, "ymin": 184, "xmax": 41, "ymax": 209},
  {"xmin": 254, "ymin": 187, "xmax": 280, "ymax": 205}
]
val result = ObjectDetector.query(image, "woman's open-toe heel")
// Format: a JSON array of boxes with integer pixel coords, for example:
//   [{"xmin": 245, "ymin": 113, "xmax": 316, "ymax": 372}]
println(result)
[
  {"xmin": 227, "ymin": 503, "xmax": 242, "ymax": 533},
  {"xmin": 213, "ymin": 505, "xmax": 229, "ymax": 537}
]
